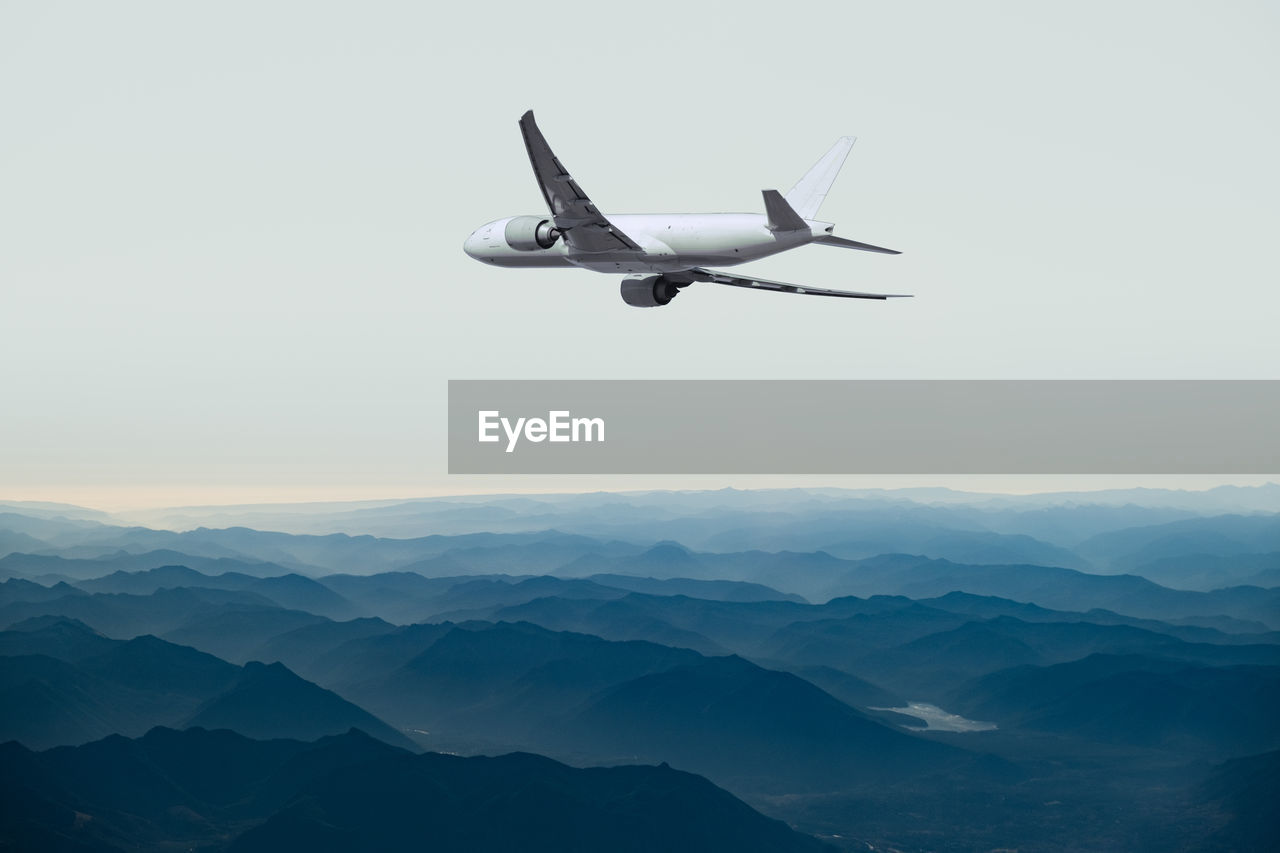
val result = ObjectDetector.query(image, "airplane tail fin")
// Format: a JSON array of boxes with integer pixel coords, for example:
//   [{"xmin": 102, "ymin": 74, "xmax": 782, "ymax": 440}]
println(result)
[{"xmin": 785, "ymin": 136, "xmax": 856, "ymax": 220}]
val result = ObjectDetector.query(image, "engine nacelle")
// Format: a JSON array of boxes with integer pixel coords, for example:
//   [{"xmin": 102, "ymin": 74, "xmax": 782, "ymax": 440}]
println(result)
[
  {"xmin": 620, "ymin": 274, "xmax": 680, "ymax": 307},
  {"xmin": 503, "ymin": 216, "xmax": 560, "ymax": 251}
]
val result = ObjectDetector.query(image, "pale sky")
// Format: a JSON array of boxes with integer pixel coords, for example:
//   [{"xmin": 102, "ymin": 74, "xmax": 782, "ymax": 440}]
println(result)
[{"xmin": 2, "ymin": 1, "xmax": 1278, "ymax": 509}]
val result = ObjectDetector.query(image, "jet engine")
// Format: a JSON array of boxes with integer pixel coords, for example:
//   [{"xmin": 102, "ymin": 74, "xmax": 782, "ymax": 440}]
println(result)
[
  {"xmin": 503, "ymin": 216, "xmax": 561, "ymax": 251},
  {"xmin": 620, "ymin": 274, "xmax": 681, "ymax": 307}
]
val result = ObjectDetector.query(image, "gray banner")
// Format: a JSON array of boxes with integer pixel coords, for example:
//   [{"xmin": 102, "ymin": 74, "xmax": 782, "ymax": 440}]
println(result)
[{"xmin": 447, "ymin": 381, "xmax": 1280, "ymax": 474}]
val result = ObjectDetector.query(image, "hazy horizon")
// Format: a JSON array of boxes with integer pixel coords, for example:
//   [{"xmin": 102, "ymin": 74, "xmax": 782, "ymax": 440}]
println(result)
[{"xmin": 4, "ymin": 475, "xmax": 1278, "ymax": 516}]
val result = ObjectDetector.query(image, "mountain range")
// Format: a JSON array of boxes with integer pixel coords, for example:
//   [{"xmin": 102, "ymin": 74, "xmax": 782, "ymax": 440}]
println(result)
[
  {"xmin": 0, "ymin": 490, "xmax": 1276, "ymax": 852},
  {"xmin": 0, "ymin": 726, "xmax": 831, "ymax": 852},
  {"xmin": 0, "ymin": 618, "xmax": 412, "ymax": 750}
]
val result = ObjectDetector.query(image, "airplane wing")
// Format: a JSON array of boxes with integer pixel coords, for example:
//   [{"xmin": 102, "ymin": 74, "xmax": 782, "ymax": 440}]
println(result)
[
  {"xmin": 518, "ymin": 110, "xmax": 642, "ymax": 253},
  {"xmin": 677, "ymin": 267, "xmax": 911, "ymax": 300}
]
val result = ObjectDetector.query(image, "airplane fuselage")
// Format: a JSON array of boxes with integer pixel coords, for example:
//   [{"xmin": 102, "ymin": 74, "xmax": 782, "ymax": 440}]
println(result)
[{"xmin": 463, "ymin": 213, "xmax": 835, "ymax": 275}]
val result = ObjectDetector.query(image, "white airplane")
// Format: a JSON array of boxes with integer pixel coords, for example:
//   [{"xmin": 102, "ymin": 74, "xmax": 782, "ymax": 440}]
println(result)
[{"xmin": 463, "ymin": 111, "xmax": 909, "ymax": 307}]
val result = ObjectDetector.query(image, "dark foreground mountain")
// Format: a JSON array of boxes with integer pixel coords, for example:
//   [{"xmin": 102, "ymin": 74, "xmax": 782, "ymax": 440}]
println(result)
[
  {"xmin": 561, "ymin": 654, "xmax": 1000, "ymax": 792},
  {"xmin": 1198, "ymin": 749, "xmax": 1280, "ymax": 852},
  {"xmin": 947, "ymin": 654, "xmax": 1280, "ymax": 757},
  {"xmin": 184, "ymin": 660, "xmax": 414, "ymax": 749},
  {"xmin": 0, "ymin": 727, "xmax": 832, "ymax": 853},
  {"xmin": 347, "ymin": 621, "xmax": 704, "ymax": 748},
  {"xmin": 343, "ymin": 621, "xmax": 989, "ymax": 793},
  {"xmin": 0, "ymin": 618, "xmax": 413, "ymax": 750}
]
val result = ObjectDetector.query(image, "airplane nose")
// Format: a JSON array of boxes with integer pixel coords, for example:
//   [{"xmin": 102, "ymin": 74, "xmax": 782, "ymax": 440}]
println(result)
[
  {"xmin": 463, "ymin": 229, "xmax": 482, "ymax": 259},
  {"xmin": 464, "ymin": 220, "xmax": 508, "ymax": 262}
]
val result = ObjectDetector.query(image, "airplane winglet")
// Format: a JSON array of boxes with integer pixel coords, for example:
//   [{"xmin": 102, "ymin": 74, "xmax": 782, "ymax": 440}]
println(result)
[{"xmin": 762, "ymin": 190, "xmax": 809, "ymax": 232}]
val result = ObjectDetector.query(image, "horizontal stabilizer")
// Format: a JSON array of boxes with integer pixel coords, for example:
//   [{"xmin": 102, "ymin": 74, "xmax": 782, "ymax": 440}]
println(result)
[
  {"xmin": 762, "ymin": 190, "xmax": 809, "ymax": 232},
  {"xmin": 813, "ymin": 234, "xmax": 901, "ymax": 255}
]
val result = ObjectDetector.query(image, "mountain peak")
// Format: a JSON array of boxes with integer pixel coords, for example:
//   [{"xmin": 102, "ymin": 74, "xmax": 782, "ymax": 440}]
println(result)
[
  {"xmin": 5, "ymin": 615, "xmax": 101, "ymax": 635},
  {"xmin": 641, "ymin": 542, "xmax": 696, "ymax": 561},
  {"xmin": 185, "ymin": 660, "xmax": 416, "ymax": 751}
]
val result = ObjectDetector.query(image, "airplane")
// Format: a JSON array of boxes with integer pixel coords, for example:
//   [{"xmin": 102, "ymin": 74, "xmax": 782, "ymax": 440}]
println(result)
[{"xmin": 463, "ymin": 110, "xmax": 909, "ymax": 307}]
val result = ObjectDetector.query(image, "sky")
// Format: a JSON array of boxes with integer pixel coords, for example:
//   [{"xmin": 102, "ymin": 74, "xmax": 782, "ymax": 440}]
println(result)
[{"xmin": 2, "ymin": 2, "xmax": 1278, "ymax": 510}]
